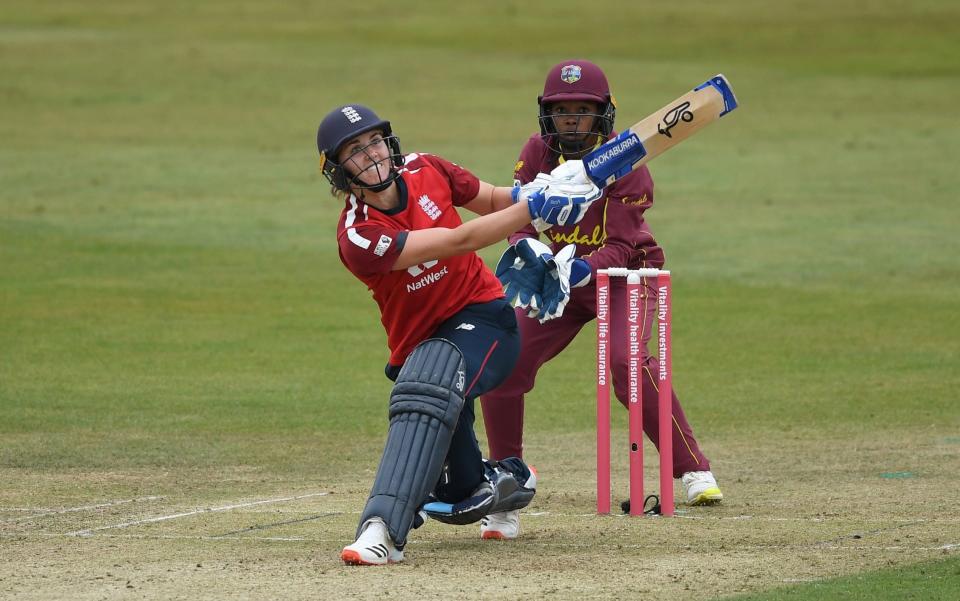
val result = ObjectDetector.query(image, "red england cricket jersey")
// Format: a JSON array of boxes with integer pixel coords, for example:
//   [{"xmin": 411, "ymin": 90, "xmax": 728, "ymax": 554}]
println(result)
[
  {"xmin": 511, "ymin": 134, "xmax": 664, "ymax": 271},
  {"xmin": 336, "ymin": 153, "xmax": 505, "ymax": 365}
]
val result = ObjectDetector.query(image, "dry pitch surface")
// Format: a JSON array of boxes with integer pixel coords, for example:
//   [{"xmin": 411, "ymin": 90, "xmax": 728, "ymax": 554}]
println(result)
[{"xmin": 2, "ymin": 431, "xmax": 957, "ymax": 600}]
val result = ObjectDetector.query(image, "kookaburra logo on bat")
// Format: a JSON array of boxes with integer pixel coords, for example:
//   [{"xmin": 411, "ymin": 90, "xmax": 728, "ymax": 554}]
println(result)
[{"xmin": 657, "ymin": 101, "xmax": 694, "ymax": 138}]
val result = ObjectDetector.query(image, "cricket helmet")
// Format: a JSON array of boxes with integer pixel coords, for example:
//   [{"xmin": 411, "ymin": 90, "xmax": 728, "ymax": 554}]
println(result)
[
  {"xmin": 316, "ymin": 104, "xmax": 404, "ymax": 193},
  {"xmin": 538, "ymin": 60, "xmax": 616, "ymax": 154}
]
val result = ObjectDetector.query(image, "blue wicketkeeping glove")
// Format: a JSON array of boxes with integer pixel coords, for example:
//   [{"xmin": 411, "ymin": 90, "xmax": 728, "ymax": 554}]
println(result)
[
  {"xmin": 495, "ymin": 238, "xmax": 553, "ymax": 318},
  {"xmin": 537, "ymin": 244, "xmax": 582, "ymax": 322},
  {"xmin": 497, "ymin": 241, "xmax": 592, "ymax": 322}
]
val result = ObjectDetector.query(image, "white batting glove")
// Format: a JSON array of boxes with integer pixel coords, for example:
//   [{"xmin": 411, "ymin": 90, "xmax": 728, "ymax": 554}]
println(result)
[
  {"xmin": 515, "ymin": 178, "xmax": 601, "ymax": 233},
  {"xmin": 549, "ymin": 160, "xmax": 593, "ymax": 187}
]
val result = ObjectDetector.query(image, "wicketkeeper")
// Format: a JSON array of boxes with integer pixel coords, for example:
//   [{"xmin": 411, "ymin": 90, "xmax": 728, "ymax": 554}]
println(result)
[{"xmin": 480, "ymin": 60, "xmax": 724, "ymax": 541}]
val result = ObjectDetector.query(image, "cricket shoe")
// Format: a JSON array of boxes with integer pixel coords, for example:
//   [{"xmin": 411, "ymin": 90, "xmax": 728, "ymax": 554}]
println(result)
[
  {"xmin": 479, "ymin": 461, "xmax": 536, "ymax": 540},
  {"xmin": 681, "ymin": 471, "xmax": 724, "ymax": 506},
  {"xmin": 480, "ymin": 509, "xmax": 520, "ymax": 540},
  {"xmin": 340, "ymin": 518, "xmax": 404, "ymax": 566}
]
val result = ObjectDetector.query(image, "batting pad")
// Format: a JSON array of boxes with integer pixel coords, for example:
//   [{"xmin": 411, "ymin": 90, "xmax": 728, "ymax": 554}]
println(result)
[{"xmin": 358, "ymin": 338, "xmax": 466, "ymax": 547}]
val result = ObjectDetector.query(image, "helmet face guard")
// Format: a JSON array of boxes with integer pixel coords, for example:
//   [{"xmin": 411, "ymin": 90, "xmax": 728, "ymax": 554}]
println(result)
[
  {"xmin": 537, "ymin": 61, "xmax": 616, "ymax": 156},
  {"xmin": 317, "ymin": 105, "xmax": 405, "ymax": 193},
  {"xmin": 538, "ymin": 105, "xmax": 615, "ymax": 155}
]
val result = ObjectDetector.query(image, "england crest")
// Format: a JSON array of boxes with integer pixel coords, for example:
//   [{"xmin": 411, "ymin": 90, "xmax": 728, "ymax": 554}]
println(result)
[{"xmin": 560, "ymin": 64, "xmax": 582, "ymax": 84}]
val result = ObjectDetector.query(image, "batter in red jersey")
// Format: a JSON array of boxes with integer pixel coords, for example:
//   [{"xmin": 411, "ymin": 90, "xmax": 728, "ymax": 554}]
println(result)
[
  {"xmin": 317, "ymin": 104, "xmax": 601, "ymax": 565},
  {"xmin": 480, "ymin": 60, "xmax": 724, "ymax": 540}
]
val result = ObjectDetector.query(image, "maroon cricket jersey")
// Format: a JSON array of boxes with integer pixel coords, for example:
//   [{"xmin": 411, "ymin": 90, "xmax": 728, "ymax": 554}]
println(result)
[
  {"xmin": 336, "ymin": 153, "xmax": 505, "ymax": 365},
  {"xmin": 511, "ymin": 133, "xmax": 664, "ymax": 272}
]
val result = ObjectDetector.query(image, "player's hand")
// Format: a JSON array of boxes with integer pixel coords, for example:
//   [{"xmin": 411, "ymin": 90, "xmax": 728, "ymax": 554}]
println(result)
[
  {"xmin": 549, "ymin": 159, "xmax": 594, "ymax": 187},
  {"xmin": 514, "ymin": 175, "xmax": 602, "ymax": 232},
  {"xmin": 496, "ymin": 241, "xmax": 591, "ymax": 322},
  {"xmin": 536, "ymin": 244, "xmax": 591, "ymax": 322},
  {"xmin": 495, "ymin": 238, "xmax": 551, "ymax": 317},
  {"xmin": 510, "ymin": 173, "xmax": 552, "ymax": 206}
]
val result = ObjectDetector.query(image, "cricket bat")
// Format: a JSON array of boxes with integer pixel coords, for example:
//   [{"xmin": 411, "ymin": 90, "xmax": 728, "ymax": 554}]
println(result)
[{"xmin": 581, "ymin": 74, "xmax": 738, "ymax": 188}]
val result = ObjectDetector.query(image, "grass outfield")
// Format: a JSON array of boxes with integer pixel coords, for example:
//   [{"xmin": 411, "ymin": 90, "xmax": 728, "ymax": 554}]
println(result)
[
  {"xmin": 725, "ymin": 556, "xmax": 960, "ymax": 600},
  {"xmin": 1, "ymin": 1, "xmax": 958, "ymax": 599}
]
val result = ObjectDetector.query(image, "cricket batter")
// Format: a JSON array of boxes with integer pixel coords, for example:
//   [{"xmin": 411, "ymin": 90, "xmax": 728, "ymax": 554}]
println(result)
[
  {"xmin": 480, "ymin": 60, "xmax": 723, "ymax": 540},
  {"xmin": 316, "ymin": 104, "xmax": 600, "ymax": 564}
]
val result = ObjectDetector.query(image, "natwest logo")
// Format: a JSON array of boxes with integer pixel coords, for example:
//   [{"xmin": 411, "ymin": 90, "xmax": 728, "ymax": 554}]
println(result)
[{"xmin": 406, "ymin": 266, "xmax": 449, "ymax": 292}]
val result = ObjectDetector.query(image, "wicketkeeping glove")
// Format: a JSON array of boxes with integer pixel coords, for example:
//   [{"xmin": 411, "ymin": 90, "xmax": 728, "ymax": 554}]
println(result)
[
  {"xmin": 536, "ymin": 244, "xmax": 588, "ymax": 322},
  {"xmin": 496, "ymin": 241, "xmax": 591, "ymax": 322},
  {"xmin": 495, "ymin": 238, "xmax": 552, "ymax": 318}
]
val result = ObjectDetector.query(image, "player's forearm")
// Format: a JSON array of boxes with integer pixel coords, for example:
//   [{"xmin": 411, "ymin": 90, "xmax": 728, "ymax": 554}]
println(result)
[
  {"xmin": 456, "ymin": 201, "xmax": 531, "ymax": 250},
  {"xmin": 393, "ymin": 202, "xmax": 530, "ymax": 270},
  {"xmin": 488, "ymin": 185, "xmax": 516, "ymax": 212},
  {"xmin": 462, "ymin": 182, "xmax": 516, "ymax": 216}
]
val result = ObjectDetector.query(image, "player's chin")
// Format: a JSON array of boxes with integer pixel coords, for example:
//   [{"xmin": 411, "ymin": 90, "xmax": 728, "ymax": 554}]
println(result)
[
  {"xmin": 557, "ymin": 133, "xmax": 596, "ymax": 150},
  {"xmin": 358, "ymin": 165, "xmax": 391, "ymax": 186}
]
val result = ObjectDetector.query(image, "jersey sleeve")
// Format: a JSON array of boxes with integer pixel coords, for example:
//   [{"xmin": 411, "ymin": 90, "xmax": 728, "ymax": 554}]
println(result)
[
  {"xmin": 507, "ymin": 135, "xmax": 547, "ymax": 244},
  {"xmin": 419, "ymin": 154, "xmax": 480, "ymax": 206},
  {"xmin": 338, "ymin": 224, "xmax": 408, "ymax": 276},
  {"xmin": 513, "ymin": 135, "xmax": 543, "ymax": 185}
]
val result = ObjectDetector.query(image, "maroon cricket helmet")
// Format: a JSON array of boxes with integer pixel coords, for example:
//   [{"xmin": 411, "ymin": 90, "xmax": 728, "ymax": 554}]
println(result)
[
  {"xmin": 537, "ymin": 60, "xmax": 616, "ymax": 155},
  {"xmin": 539, "ymin": 60, "xmax": 612, "ymax": 105}
]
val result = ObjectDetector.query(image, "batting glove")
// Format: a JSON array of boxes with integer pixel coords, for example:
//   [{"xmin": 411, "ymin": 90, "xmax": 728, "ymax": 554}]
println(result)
[
  {"xmin": 512, "ymin": 172, "xmax": 602, "ymax": 232},
  {"xmin": 549, "ymin": 159, "xmax": 596, "ymax": 188}
]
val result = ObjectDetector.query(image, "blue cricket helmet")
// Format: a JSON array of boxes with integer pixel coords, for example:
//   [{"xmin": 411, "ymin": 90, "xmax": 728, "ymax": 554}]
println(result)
[{"xmin": 316, "ymin": 104, "xmax": 404, "ymax": 193}]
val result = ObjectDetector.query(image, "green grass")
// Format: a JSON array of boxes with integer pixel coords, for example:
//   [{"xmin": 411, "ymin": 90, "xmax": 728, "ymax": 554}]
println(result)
[
  {"xmin": 1, "ymin": 1, "xmax": 958, "ymax": 599},
  {"xmin": 725, "ymin": 556, "xmax": 960, "ymax": 600}
]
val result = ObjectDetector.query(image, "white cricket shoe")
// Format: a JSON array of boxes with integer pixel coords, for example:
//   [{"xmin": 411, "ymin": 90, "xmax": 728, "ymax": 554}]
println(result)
[
  {"xmin": 682, "ymin": 471, "xmax": 724, "ymax": 506},
  {"xmin": 480, "ymin": 509, "xmax": 521, "ymax": 540},
  {"xmin": 340, "ymin": 518, "xmax": 404, "ymax": 566}
]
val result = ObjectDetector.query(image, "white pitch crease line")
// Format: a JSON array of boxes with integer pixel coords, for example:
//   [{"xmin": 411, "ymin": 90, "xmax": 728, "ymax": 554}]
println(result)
[
  {"xmin": 7, "ymin": 531, "xmax": 959, "ymax": 552},
  {"xmin": 279, "ymin": 509, "xmax": 960, "ymax": 523},
  {"xmin": 2, "ymin": 496, "xmax": 165, "ymax": 523},
  {"xmin": 64, "ymin": 492, "xmax": 329, "ymax": 537},
  {"xmin": 540, "ymin": 513, "xmax": 959, "ymax": 523}
]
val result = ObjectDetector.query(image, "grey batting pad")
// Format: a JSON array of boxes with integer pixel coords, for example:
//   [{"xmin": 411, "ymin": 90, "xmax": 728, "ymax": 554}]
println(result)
[{"xmin": 357, "ymin": 338, "xmax": 466, "ymax": 547}]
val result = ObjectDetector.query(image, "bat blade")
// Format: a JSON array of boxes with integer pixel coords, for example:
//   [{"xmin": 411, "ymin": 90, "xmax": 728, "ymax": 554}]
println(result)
[{"xmin": 582, "ymin": 74, "xmax": 738, "ymax": 188}]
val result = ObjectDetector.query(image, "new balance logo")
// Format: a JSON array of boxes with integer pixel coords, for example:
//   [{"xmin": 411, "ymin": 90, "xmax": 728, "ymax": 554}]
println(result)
[
  {"xmin": 342, "ymin": 106, "xmax": 362, "ymax": 123},
  {"xmin": 455, "ymin": 323, "xmax": 475, "ymax": 331}
]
